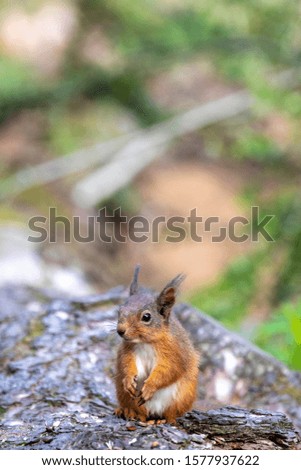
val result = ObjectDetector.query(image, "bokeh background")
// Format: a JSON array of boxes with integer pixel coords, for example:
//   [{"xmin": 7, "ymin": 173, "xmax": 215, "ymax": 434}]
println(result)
[{"xmin": 0, "ymin": 0, "xmax": 301, "ymax": 370}]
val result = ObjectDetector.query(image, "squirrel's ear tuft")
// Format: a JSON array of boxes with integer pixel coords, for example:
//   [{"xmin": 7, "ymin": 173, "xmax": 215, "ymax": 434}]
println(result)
[
  {"xmin": 157, "ymin": 274, "xmax": 185, "ymax": 320},
  {"xmin": 129, "ymin": 265, "xmax": 141, "ymax": 296}
]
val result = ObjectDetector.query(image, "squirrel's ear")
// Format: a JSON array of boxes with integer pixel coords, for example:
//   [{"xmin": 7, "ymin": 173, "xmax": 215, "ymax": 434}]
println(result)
[
  {"xmin": 129, "ymin": 265, "xmax": 141, "ymax": 296},
  {"xmin": 157, "ymin": 274, "xmax": 185, "ymax": 320}
]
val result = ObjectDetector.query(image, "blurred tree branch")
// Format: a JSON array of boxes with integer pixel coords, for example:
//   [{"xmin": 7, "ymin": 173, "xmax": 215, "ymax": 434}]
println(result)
[
  {"xmin": 1, "ymin": 68, "xmax": 299, "ymax": 206},
  {"xmin": 72, "ymin": 90, "xmax": 252, "ymax": 208},
  {"xmin": 0, "ymin": 90, "xmax": 251, "ymax": 204},
  {"xmin": 0, "ymin": 133, "xmax": 133, "ymax": 200},
  {"xmin": 72, "ymin": 67, "xmax": 301, "ymax": 209}
]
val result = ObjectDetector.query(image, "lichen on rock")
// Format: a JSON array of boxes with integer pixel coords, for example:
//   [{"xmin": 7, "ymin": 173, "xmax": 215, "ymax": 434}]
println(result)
[{"xmin": 0, "ymin": 284, "xmax": 300, "ymax": 449}]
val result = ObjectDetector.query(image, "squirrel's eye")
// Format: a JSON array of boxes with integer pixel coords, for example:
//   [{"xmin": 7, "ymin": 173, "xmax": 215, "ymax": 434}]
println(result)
[{"xmin": 141, "ymin": 312, "xmax": 151, "ymax": 323}]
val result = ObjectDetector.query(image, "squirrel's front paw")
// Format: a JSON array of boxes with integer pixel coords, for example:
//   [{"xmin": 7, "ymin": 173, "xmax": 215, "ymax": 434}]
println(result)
[
  {"xmin": 138, "ymin": 380, "xmax": 155, "ymax": 406},
  {"xmin": 123, "ymin": 375, "xmax": 138, "ymax": 398}
]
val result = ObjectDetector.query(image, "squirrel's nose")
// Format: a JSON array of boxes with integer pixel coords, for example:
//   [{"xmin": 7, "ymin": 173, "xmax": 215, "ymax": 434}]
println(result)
[{"xmin": 117, "ymin": 328, "xmax": 126, "ymax": 337}]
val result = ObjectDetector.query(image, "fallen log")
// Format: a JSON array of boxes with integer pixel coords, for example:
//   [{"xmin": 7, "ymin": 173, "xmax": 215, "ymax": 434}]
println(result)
[{"xmin": 0, "ymin": 284, "xmax": 299, "ymax": 450}]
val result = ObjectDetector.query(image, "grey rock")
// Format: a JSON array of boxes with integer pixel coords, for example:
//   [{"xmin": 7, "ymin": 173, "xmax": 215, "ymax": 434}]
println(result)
[{"xmin": 0, "ymin": 285, "xmax": 300, "ymax": 450}]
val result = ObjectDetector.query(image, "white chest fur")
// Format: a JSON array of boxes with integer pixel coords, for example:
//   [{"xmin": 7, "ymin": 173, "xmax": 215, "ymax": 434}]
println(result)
[
  {"xmin": 134, "ymin": 344, "xmax": 178, "ymax": 416},
  {"xmin": 134, "ymin": 344, "xmax": 156, "ymax": 384}
]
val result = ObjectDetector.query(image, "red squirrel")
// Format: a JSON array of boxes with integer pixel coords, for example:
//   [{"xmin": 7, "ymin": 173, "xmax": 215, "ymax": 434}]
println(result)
[{"xmin": 115, "ymin": 266, "xmax": 199, "ymax": 424}]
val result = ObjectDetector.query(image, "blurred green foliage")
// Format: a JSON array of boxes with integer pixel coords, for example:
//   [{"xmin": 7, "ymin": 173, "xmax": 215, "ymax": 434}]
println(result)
[
  {"xmin": 255, "ymin": 301, "xmax": 301, "ymax": 370},
  {"xmin": 190, "ymin": 253, "xmax": 263, "ymax": 329},
  {"xmin": 47, "ymin": 100, "xmax": 137, "ymax": 154},
  {"xmin": 0, "ymin": 57, "xmax": 37, "ymax": 98},
  {"xmin": 232, "ymin": 130, "xmax": 283, "ymax": 163}
]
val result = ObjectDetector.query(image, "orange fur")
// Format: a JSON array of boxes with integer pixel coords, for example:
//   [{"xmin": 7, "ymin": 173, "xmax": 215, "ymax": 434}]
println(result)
[
  {"xmin": 115, "ymin": 315, "xmax": 199, "ymax": 424},
  {"xmin": 115, "ymin": 268, "xmax": 199, "ymax": 424}
]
